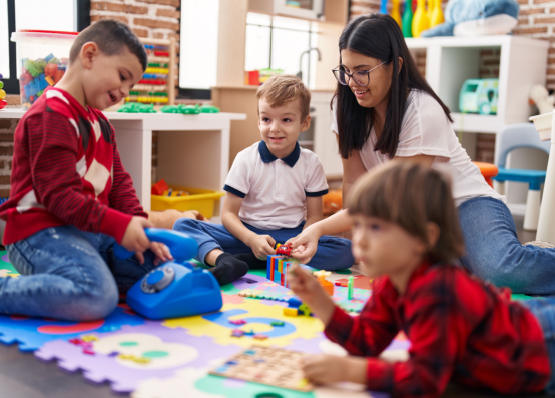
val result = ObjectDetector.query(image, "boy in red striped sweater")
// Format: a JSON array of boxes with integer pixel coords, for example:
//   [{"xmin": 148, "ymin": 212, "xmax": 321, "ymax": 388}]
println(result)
[{"xmin": 0, "ymin": 20, "xmax": 172, "ymax": 321}]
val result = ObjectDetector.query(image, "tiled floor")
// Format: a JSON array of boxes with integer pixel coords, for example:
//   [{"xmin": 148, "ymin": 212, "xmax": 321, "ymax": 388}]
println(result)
[{"xmin": 0, "ymin": 214, "xmax": 549, "ymax": 398}]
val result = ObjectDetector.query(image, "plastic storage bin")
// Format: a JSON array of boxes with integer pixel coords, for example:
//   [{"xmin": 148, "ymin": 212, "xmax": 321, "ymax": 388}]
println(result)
[
  {"xmin": 11, "ymin": 30, "xmax": 78, "ymax": 109},
  {"xmin": 151, "ymin": 186, "xmax": 225, "ymax": 219}
]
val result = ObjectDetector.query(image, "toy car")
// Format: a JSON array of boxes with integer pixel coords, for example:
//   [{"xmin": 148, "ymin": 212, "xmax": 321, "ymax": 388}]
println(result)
[
  {"xmin": 276, "ymin": 244, "xmax": 292, "ymax": 256},
  {"xmin": 459, "ymin": 78, "xmax": 498, "ymax": 115}
]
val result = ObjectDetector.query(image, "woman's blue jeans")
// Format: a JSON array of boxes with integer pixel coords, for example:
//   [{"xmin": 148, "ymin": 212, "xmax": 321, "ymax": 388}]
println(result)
[
  {"xmin": 0, "ymin": 226, "xmax": 157, "ymax": 321},
  {"xmin": 459, "ymin": 197, "xmax": 555, "ymax": 295}
]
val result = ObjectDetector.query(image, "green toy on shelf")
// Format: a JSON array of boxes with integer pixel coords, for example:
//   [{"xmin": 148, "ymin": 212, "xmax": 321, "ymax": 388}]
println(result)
[
  {"xmin": 402, "ymin": 0, "xmax": 414, "ymax": 37},
  {"xmin": 199, "ymin": 104, "xmax": 220, "ymax": 113},
  {"xmin": 117, "ymin": 102, "xmax": 157, "ymax": 113}
]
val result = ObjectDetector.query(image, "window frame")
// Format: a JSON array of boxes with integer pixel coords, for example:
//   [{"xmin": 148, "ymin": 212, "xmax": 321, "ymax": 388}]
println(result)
[{"xmin": 1, "ymin": 0, "xmax": 90, "ymax": 95}]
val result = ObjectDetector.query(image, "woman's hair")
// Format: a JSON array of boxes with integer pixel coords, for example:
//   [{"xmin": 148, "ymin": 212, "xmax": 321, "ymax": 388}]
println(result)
[
  {"xmin": 348, "ymin": 162, "xmax": 465, "ymax": 263},
  {"xmin": 334, "ymin": 13, "xmax": 452, "ymax": 159}
]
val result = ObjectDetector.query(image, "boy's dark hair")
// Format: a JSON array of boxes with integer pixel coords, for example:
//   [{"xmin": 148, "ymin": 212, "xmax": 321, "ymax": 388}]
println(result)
[
  {"xmin": 348, "ymin": 162, "xmax": 465, "ymax": 263},
  {"xmin": 334, "ymin": 14, "xmax": 452, "ymax": 159},
  {"xmin": 69, "ymin": 20, "xmax": 147, "ymax": 71}
]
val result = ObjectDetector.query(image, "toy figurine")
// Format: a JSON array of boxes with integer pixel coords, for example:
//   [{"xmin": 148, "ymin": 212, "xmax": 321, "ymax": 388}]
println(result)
[
  {"xmin": 402, "ymin": 0, "xmax": 414, "ymax": 37},
  {"xmin": 412, "ymin": 0, "xmax": 430, "ymax": 37},
  {"xmin": 276, "ymin": 244, "xmax": 293, "ymax": 256},
  {"xmin": 430, "ymin": 0, "xmax": 445, "ymax": 27},
  {"xmin": 391, "ymin": 0, "xmax": 402, "ymax": 28}
]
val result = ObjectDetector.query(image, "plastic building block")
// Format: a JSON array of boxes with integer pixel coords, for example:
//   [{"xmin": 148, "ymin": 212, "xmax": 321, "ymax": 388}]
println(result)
[
  {"xmin": 81, "ymin": 335, "xmax": 99, "ymax": 342},
  {"xmin": 270, "ymin": 321, "xmax": 284, "ymax": 327},
  {"xmin": 21, "ymin": 69, "xmax": 33, "ymax": 85},
  {"xmin": 348, "ymin": 276, "xmax": 354, "ymax": 300},
  {"xmin": 199, "ymin": 104, "xmax": 220, "ymax": 113},
  {"xmin": 24, "ymin": 59, "xmax": 41, "ymax": 77},
  {"xmin": 44, "ymin": 63, "xmax": 57, "ymax": 77},
  {"xmin": 38, "ymin": 74, "xmax": 49, "ymax": 91},
  {"xmin": 83, "ymin": 349, "xmax": 95, "ymax": 355},
  {"xmin": 179, "ymin": 104, "xmax": 201, "ymax": 114},
  {"xmin": 53, "ymin": 69, "xmax": 64, "ymax": 84},
  {"xmin": 253, "ymin": 334, "xmax": 268, "ymax": 340},
  {"xmin": 314, "ymin": 270, "xmax": 334, "ymax": 296},
  {"xmin": 229, "ymin": 319, "xmax": 247, "ymax": 325},
  {"xmin": 288, "ymin": 297, "xmax": 302, "ymax": 308},
  {"xmin": 243, "ymin": 329, "xmax": 255, "ymax": 336},
  {"xmin": 45, "ymin": 76, "xmax": 55, "ymax": 86},
  {"xmin": 44, "ymin": 53, "xmax": 54, "ymax": 61},
  {"xmin": 283, "ymin": 308, "xmax": 298, "ymax": 317},
  {"xmin": 298, "ymin": 304, "xmax": 311, "ymax": 316}
]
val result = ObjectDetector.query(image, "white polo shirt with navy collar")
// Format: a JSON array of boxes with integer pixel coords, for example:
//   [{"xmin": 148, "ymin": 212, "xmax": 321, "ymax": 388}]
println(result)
[{"xmin": 223, "ymin": 140, "xmax": 329, "ymax": 230}]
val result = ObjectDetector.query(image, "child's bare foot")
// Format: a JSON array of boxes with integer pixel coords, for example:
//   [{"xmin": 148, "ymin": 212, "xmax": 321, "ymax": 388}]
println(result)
[{"xmin": 147, "ymin": 209, "xmax": 208, "ymax": 229}]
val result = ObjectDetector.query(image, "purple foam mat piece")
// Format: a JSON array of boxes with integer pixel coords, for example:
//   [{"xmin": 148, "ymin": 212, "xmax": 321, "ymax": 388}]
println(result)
[
  {"xmin": 34, "ymin": 321, "xmax": 241, "ymax": 393},
  {"xmin": 0, "ymin": 306, "xmax": 144, "ymax": 351},
  {"xmin": 231, "ymin": 273, "xmax": 268, "ymax": 290}
]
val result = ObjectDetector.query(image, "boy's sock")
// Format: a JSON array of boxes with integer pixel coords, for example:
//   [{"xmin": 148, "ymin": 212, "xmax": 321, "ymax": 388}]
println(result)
[
  {"xmin": 209, "ymin": 253, "xmax": 248, "ymax": 286},
  {"xmin": 234, "ymin": 253, "xmax": 267, "ymax": 270}
]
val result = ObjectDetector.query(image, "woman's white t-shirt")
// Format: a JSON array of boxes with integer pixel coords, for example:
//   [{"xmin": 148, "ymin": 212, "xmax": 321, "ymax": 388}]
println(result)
[{"xmin": 332, "ymin": 90, "xmax": 505, "ymax": 207}]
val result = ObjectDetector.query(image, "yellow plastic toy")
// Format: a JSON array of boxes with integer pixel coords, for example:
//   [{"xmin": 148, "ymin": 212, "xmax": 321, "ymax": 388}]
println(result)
[
  {"xmin": 412, "ymin": 0, "xmax": 429, "ymax": 38},
  {"xmin": 427, "ymin": 0, "xmax": 433, "ymax": 23},
  {"xmin": 430, "ymin": 0, "xmax": 445, "ymax": 27},
  {"xmin": 391, "ymin": 0, "xmax": 402, "ymax": 28}
]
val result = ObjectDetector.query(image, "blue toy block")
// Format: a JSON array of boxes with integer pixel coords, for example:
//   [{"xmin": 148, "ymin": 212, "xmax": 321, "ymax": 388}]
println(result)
[
  {"xmin": 44, "ymin": 53, "xmax": 54, "ymax": 61},
  {"xmin": 493, "ymin": 168, "xmax": 546, "ymax": 191},
  {"xmin": 38, "ymin": 74, "xmax": 49, "ymax": 91},
  {"xmin": 58, "ymin": 65, "xmax": 67, "ymax": 71},
  {"xmin": 288, "ymin": 297, "xmax": 302, "ymax": 308}
]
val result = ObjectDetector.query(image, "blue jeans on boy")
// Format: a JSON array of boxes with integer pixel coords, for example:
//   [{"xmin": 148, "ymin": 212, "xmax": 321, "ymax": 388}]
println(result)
[
  {"xmin": 520, "ymin": 298, "xmax": 555, "ymax": 394},
  {"xmin": 459, "ymin": 197, "xmax": 555, "ymax": 295},
  {"xmin": 0, "ymin": 225, "xmax": 157, "ymax": 321},
  {"xmin": 174, "ymin": 219, "xmax": 354, "ymax": 271}
]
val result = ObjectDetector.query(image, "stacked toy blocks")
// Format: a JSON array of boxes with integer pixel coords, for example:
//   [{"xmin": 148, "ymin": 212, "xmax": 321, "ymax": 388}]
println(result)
[{"xmin": 266, "ymin": 255, "xmax": 315, "ymax": 288}]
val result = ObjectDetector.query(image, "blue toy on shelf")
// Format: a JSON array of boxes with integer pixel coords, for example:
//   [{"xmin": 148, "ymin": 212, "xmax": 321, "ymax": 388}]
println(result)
[
  {"xmin": 114, "ymin": 228, "xmax": 223, "ymax": 320},
  {"xmin": 459, "ymin": 78, "xmax": 499, "ymax": 115}
]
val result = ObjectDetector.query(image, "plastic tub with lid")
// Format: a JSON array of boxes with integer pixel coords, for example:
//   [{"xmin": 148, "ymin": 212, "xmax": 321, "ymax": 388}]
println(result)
[{"xmin": 11, "ymin": 30, "xmax": 78, "ymax": 109}]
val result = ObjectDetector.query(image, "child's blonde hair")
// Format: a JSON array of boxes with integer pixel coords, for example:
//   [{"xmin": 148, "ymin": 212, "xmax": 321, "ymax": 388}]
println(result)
[
  {"xmin": 256, "ymin": 74, "xmax": 311, "ymax": 120},
  {"xmin": 348, "ymin": 161, "xmax": 465, "ymax": 263}
]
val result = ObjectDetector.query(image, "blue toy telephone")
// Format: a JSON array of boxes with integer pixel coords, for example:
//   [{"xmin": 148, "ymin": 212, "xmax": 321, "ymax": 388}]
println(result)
[{"xmin": 114, "ymin": 228, "xmax": 223, "ymax": 320}]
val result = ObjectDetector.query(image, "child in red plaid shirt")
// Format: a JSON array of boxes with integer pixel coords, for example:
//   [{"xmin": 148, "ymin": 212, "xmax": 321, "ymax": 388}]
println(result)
[{"xmin": 290, "ymin": 161, "xmax": 555, "ymax": 397}]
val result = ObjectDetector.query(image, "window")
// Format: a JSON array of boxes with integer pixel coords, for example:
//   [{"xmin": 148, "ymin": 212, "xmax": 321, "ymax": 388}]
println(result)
[
  {"xmin": 245, "ymin": 12, "xmax": 319, "ymax": 89},
  {"xmin": 0, "ymin": 0, "xmax": 89, "ymax": 95}
]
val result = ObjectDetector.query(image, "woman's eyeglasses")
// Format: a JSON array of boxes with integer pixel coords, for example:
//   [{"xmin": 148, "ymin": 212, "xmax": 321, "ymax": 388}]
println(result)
[{"xmin": 332, "ymin": 60, "xmax": 390, "ymax": 87}]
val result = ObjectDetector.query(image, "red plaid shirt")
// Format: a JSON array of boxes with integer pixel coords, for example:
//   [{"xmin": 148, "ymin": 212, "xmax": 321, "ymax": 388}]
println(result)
[{"xmin": 325, "ymin": 261, "xmax": 550, "ymax": 397}]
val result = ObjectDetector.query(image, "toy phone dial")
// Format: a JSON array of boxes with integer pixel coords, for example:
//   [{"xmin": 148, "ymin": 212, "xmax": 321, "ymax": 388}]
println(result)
[{"xmin": 114, "ymin": 228, "xmax": 223, "ymax": 320}]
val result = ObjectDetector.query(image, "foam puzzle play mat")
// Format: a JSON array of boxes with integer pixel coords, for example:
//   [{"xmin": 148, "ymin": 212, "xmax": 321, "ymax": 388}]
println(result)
[{"xmin": 0, "ymin": 250, "xmax": 407, "ymax": 397}]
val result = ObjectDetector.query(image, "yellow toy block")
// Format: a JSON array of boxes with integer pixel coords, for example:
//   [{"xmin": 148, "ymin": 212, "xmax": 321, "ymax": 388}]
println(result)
[
  {"xmin": 45, "ymin": 76, "xmax": 55, "ymax": 86},
  {"xmin": 283, "ymin": 308, "xmax": 298, "ymax": 317},
  {"xmin": 81, "ymin": 335, "xmax": 99, "ymax": 342}
]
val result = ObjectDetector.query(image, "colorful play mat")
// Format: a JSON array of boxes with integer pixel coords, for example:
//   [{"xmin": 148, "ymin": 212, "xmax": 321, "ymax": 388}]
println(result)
[{"xmin": 0, "ymin": 251, "xmax": 403, "ymax": 397}]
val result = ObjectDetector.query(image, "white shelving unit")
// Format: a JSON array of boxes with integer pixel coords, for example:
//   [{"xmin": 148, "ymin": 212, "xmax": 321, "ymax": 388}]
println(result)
[{"xmin": 406, "ymin": 35, "xmax": 549, "ymax": 134}]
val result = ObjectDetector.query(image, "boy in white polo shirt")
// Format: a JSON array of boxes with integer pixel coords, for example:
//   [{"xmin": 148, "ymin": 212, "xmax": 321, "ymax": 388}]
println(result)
[{"xmin": 174, "ymin": 75, "xmax": 354, "ymax": 285}]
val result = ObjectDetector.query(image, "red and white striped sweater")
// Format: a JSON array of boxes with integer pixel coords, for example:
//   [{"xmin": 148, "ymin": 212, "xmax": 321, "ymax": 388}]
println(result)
[{"xmin": 0, "ymin": 87, "xmax": 147, "ymax": 245}]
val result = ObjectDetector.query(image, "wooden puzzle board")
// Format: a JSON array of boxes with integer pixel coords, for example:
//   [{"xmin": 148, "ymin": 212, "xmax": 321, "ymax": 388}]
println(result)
[{"xmin": 209, "ymin": 345, "xmax": 314, "ymax": 392}]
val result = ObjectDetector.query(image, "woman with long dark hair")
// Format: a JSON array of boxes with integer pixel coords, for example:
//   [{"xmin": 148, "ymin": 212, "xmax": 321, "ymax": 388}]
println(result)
[{"xmin": 288, "ymin": 13, "xmax": 555, "ymax": 294}]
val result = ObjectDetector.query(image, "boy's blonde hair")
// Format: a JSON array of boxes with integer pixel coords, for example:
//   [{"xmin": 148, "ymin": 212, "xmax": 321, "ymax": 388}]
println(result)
[
  {"xmin": 348, "ymin": 162, "xmax": 465, "ymax": 263},
  {"xmin": 256, "ymin": 74, "xmax": 311, "ymax": 120}
]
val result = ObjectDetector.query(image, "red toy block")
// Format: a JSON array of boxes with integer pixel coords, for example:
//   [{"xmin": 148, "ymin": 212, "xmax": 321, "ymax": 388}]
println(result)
[
  {"xmin": 154, "ymin": 51, "xmax": 169, "ymax": 57},
  {"xmin": 151, "ymin": 179, "xmax": 168, "ymax": 196},
  {"xmin": 53, "ymin": 69, "xmax": 64, "ymax": 84},
  {"xmin": 44, "ymin": 63, "xmax": 58, "ymax": 77}
]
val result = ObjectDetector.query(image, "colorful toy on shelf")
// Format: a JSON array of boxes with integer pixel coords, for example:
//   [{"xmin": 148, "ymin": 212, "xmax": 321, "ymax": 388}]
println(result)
[
  {"xmin": 380, "ymin": 0, "xmax": 388, "ymax": 14},
  {"xmin": 18, "ymin": 52, "xmax": 68, "ymax": 109},
  {"xmin": 313, "ymin": 270, "xmax": 334, "ymax": 296},
  {"xmin": 0, "ymin": 77, "xmax": 6, "ymax": 110},
  {"xmin": 421, "ymin": 0, "xmax": 519, "ymax": 37},
  {"xmin": 391, "ymin": 0, "xmax": 402, "ymax": 28},
  {"xmin": 114, "ymin": 228, "xmax": 223, "ymax": 320},
  {"xmin": 199, "ymin": 104, "xmax": 220, "ymax": 113},
  {"xmin": 402, "ymin": 0, "xmax": 414, "ymax": 37},
  {"xmin": 151, "ymin": 179, "xmax": 169, "ymax": 195},
  {"xmin": 430, "ymin": 0, "xmax": 445, "ymax": 27},
  {"xmin": 160, "ymin": 104, "xmax": 201, "ymax": 114},
  {"xmin": 117, "ymin": 102, "xmax": 157, "ymax": 113},
  {"xmin": 427, "ymin": 0, "xmax": 433, "ymax": 23},
  {"xmin": 412, "ymin": 0, "xmax": 430, "ymax": 37},
  {"xmin": 459, "ymin": 78, "xmax": 498, "ymax": 115}
]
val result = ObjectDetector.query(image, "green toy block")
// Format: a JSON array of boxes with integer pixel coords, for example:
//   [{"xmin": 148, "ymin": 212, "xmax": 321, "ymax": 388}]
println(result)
[
  {"xmin": 24, "ymin": 59, "xmax": 41, "ymax": 77},
  {"xmin": 199, "ymin": 104, "xmax": 220, "ymax": 113},
  {"xmin": 160, "ymin": 105, "xmax": 180, "ymax": 113},
  {"xmin": 347, "ymin": 276, "xmax": 354, "ymax": 300},
  {"xmin": 270, "ymin": 321, "xmax": 285, "ymax": 327},
  {"xmin": 36, "ymin": 59, "xmax": 47, "ymax": 71},
  {"xmin": 179, "ymin": 104, "xmax": 201, "ymax": 114},
  {"xmin": 298, "ymin": 303, "xmax": 311, "ymax": 316}
]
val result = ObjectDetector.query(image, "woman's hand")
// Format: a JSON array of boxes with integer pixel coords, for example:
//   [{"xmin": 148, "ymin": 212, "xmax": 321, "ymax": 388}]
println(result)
[
  {"xmin": 285, "ymin": 225, "xmax": 322, "ymax": 264},
  {"xmin": 288, "ymin": 264, "xmax": 335, "ymax": 325},
  {"xmin": 303, "ymin": 355, "xmax": 368, "ymax": 385}
]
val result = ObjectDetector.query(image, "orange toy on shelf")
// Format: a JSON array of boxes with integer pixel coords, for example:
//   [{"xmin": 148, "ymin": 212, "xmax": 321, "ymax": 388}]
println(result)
[{"xmin": 313, "ymin": 270, "xmax": 334, "ymax": 296}]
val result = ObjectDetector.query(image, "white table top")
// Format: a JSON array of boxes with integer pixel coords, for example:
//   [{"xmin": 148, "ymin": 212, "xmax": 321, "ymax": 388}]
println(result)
[{"xmin": 0, "ymin": 108, "xmax": 246, "ymax": 121}]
